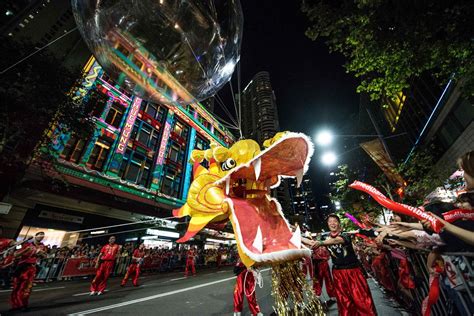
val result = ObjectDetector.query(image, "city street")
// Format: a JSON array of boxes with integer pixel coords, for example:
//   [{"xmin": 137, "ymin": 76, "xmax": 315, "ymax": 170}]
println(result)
[{"xmin": 0, "ymin": 266, "xmax": 405, "ymax": 316}]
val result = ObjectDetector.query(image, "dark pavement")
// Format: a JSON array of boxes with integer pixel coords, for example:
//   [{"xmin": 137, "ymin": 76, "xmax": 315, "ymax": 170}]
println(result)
[{"xmin": 0, "ymin": 267, "xmax": 405, "ymax": 315}]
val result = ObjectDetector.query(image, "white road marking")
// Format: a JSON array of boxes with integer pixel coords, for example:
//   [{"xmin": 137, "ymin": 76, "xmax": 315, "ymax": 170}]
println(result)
[
  {"xmin": 168, "ymin": 277, "xmax": 187, "ymax": 281},
  {"xmin": 68, "ymin": 276, "xmax": 238, "ymax": 315},
  {"xmin": 68, "ymin": 268, "xmax": 271, "ymax": 315},
  {"xmin": 73, "ymin": 292, "xmax": 92, "ymax": 297},
  {"xmin": 73, "ymin": 290, "xmax": 109, "ymax": 297},
  {"xmin": 0, "ymin": 286, "xmax": 65, "ymax": 293},
  {"xmin": 216, "ymin": 270, "xmax": 226, "ymax": 273}
]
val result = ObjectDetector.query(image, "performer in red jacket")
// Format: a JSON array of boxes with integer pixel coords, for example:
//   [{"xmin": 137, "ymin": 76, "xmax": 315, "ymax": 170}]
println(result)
[
  {"xmin": 184, "ymin": 247, "xmax": 196, "ymax": 277},
  {"xmin": 10, "ymin": 232, "xmax": 46, "ymax": 311},
  {"xmin": 0, "ymin": 225, "xmax": 16, "ymax": 254},
  {"xmin": 121, "ymin": 243, "xmax": 146, "ymax": 287},
  {"xmin": 90, "ymin": 236, "xmax": 121, "ymax": 295},
  {"xmin": 312, "ymin": 214, "xmax": 377, "ymax": 316},
  {"xmin": 233, "ymin": 259, "xmax": 262, "ymax": 316}
]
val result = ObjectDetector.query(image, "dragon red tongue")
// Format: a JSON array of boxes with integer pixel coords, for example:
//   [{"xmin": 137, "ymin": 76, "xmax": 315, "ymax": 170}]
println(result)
[{"xmin": 229, "ymin": 196, "xmax": 297, "ymax": 254}]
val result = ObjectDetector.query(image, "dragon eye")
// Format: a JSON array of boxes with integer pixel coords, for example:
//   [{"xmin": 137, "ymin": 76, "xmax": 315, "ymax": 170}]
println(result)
[{"xmin": 222, "ymin": 158, "xmax": 236, "ymax": 171}]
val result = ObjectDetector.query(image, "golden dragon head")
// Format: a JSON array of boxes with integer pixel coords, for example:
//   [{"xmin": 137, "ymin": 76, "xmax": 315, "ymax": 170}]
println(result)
[{"xmin": 173, "ymin": 132, "xmax": 313, "ymax": 267}]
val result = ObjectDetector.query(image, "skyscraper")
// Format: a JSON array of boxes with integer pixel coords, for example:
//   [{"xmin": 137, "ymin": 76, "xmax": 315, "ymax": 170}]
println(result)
[
  {"xmin": 1, "ymin": 0, "xmax": 90, "ymax": 70},
  {"xmin": 240, "ymin": 71, "xmax": 292, "ymax": 215},
  {"xmin": 288, "ymin": 175, "xmax": 319, "ymax": 229},
  {"xmin": 241, "ymin": 71, "xmax": 280, "ymax": 145}
]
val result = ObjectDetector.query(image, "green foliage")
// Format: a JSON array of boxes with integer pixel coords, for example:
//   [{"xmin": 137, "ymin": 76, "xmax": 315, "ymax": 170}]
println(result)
[
  {"xmin": 302, "ymin": 0, "xmax": 474, "ymax": 100},
  {"xmin": 330, "ymin": 164, "xmax": 382, "ymax": 220},
  {"xmin": 397, "ymin": 149, "xmax": 450, "ymax": 205},
  {"xmin": 331, "ymin": 149, "xmax": 450, "ymax": 224}
]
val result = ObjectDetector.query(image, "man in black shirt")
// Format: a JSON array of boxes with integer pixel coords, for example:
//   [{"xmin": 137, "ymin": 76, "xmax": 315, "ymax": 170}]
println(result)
[{"xmin": 312, "ymin": 214, "xmax": 377, "ymax": 316}]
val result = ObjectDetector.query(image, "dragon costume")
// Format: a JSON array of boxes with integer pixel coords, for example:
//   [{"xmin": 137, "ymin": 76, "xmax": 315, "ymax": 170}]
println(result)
[{"xmin": 174, "ymin": 132, "xmax": 324, "ymax": 315}]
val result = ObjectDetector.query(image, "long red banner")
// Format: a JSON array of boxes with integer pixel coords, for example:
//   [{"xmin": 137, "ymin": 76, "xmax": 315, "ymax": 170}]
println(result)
[
  {"xmin": 349, "ymin": 181, "xmax": 444, "ymax": 233},
  {"xmin": 61, "ymin": 258, "xmax": 97, "ymax": 278}
]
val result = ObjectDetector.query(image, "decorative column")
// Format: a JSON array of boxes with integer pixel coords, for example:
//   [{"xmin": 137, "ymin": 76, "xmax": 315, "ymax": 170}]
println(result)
[
  {"xmin": 106, "ymin": 96, "xmax": 142, "ymax": 175},
  {"xmin": 181, "ymin": 127, "xmax": 196, "ymax": 200},
  {"xmin": 150, "ymin": 109, "xmax": 175, "ymax": 191}
]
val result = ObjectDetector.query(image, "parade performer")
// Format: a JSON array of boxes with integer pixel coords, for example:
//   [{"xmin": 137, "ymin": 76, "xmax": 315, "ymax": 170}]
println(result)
[
  {"xmin": 311, "ymin": 214, "xmax": 377, "ymax": 316},
  {"xmin": 0, "ymin": 225, "xmax": 15, "ymax": 253},
  {"xmin": 233, "ymin": 259, "xmax": 263, "ymax": 316},
  {"xmin": 184, "ymin": 246, "xmax": 196, "ymax": 277},
  {"xmin": 121, "ymin": 243, "xmax": 146, "ymax": 287},
  {"xmin": 10, "ymin": 232, "xmax": 46, "ymax": 311},
  {"xmin": 90, "ymin": 236, "xmax": 120, "ymax": 295},
  {"xmin": 1, "ymin": 249, "xmax": 14, "ymax": 289},
  {"xmin": 312, "ymin": 241, "xmax": 335, "ymax": 302}
]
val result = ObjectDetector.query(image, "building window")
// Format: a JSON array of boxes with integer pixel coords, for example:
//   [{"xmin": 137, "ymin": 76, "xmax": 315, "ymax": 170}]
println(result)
[
  {"xmin": 169, "ymin": 145, "xmax": 180, "ymax": 162},
  {"xmin": 105, "ymin": 102, "xmax": 125, "ymax": 128},
  {"xmin": 195, "ymin": 136, "xmax": 209, "ymax": 150},
  {"xmin": 137, "ymin": 124, "xmax": 152, "ymax": 145},
  {"xmin": 87, "ymin": 137, "xmax": 112, "ymax": 171},
  {"xmin": 60, "ymin": 136, "xmax": 86, "ymax": 163},
  {"xmin": 116, "ymin": 44, "xmax": 129, "ymax": 57},
  {"xmin": 141, "ymin": 102, "xmax": 166, "ymax": 122},
  {"xmin": 173, "ymin": 119, "xmax": 189, "ymax": 139},
  {"xmin": 160, "ymin": 171, "xmax": 182, "ymax": 198},
  {"xmin": 131, "ymin": 120, "xmax": 161, "ymax": 149},
  {"xmin": 132, "ymin": 56, "xmax": 143, "ymax": 70},
  {"xmin": 119, "ymin": 150, "xmax": 153, "ymax": 187}
]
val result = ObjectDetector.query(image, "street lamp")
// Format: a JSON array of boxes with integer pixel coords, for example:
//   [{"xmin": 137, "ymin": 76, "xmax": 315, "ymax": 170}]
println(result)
[
  {"xmin": 315, "ymin": 130, "xmax": 334, "ymax": 146},
  {"xmin": 321, "ymin": 151, "xmax": 337, "ymax": 166}
]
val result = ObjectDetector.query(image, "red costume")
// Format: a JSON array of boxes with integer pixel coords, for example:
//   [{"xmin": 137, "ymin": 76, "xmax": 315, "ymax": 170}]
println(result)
[
  {"xmin": 323, "ymin": 232, "xmax": 376, "ymax": 316},
  {"xmin": 371, "ymin": 251, "xmax": 395, "ymax": 292},
  {"xmin": 90, "ymin": 243, "xmax": 120, "ymax": 293},
  {"xmin": 233, "ymin": 261, "xmax": 261, "ymax": 315},
  {"xmin": 121, "ymin": 248, "xmax": 145, "ymax": 287},
  {"xmin": 10, "ymin": 241, "xmax": 45, "ymax": 310},
  {"xmin": 0, "ymin": 238, "xmax": 13, "ymax": 253},
  {"xmin": 312, "ymin": 245, "xmax": 335, "ymax": 297},
  {"xmin": 184, "ymin": 249, "xmax": 196, "ymax": 276}
]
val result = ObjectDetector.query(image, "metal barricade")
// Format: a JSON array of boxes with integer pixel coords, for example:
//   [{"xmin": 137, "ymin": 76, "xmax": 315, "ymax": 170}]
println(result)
[{"xmin": 377, "ymin": 250, "xmax": 474, "ymax": 316}]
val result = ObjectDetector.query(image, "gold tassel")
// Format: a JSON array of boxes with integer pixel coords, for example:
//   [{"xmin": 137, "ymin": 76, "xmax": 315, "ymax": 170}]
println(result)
[{"xmin": 271, "ymin": 261, "xmax": 325, "ymax": 315}]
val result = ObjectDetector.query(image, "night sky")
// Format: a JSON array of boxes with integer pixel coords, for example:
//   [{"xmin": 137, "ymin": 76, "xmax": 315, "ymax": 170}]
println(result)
[{"xmin": 219, "ymin": 0, "xmax": 361, "ymax": 205}]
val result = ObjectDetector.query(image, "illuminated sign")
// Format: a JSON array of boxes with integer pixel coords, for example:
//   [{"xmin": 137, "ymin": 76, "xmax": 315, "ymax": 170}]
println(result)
[
  {"xmin": 145, "ymin": 229, "xmax": 179, "ymax": 238},
  {"xmin": 116, "ymin": 97, "xmax": 142, "ymax": 154},
  {"xmin": 156, "ymin": 121, "xmax": 172, "ymax": 165},
  {"xmin": 71, "ymin": 57, "xmax": 102, "ymax": 105}
]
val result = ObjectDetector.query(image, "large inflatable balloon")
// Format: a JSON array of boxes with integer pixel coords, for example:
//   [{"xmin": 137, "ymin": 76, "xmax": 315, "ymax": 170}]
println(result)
[{"xmin": 72, "ymin": 0, "xmax": 243, "ymax": 105}]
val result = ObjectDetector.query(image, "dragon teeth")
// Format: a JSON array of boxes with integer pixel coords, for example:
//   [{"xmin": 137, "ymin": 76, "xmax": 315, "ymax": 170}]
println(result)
[
  {"xmin": 295, "ymin": 168, "xmax": 304, "ymax": 188},
  {"xmin": 252, "ymin": 225, "xmax": 263, "ymax": 253},
  {"xmin": 289, "ymin": 225, "xmax": 302, "ymax": 249},
  {"xmin": 252, "ymin": 158, "xmax": 262, "ymax": 181},
  {"xmin": 225, "ymin": 177, "xmax": 230, "ymax": 195}
]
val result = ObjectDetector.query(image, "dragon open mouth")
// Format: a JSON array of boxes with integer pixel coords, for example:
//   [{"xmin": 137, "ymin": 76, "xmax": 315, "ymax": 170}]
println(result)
[{"xmin": 216, "ymin": 133, "xmax": 313, "ymax": 265}]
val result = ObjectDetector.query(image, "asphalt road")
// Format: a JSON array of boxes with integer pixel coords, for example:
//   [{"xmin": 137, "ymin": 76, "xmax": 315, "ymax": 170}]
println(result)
[{"xmin": 0, "ymin": 267, "xmax": 404, "ymax": 316}]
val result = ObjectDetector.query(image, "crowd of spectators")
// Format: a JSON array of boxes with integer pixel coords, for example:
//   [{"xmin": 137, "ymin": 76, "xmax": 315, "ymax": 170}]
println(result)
[
  {"xmin": 338, "ymin": 151, "xmax": 474, "ymax": 315},
  {"xmin": 0, "ymin": 241, "xmax": 238, "ymax": 288}
]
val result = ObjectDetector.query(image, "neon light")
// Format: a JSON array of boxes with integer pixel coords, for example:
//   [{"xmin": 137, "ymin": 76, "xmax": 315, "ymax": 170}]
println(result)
[
  {"xmin": 116, "ymin": 97, "xmax": 142, "ymax": 154},
  {"xmin": 182, "ymin": 128, "xmax": 196, "ymax": 200},
  {"xmin": 156, "ymin": 121, "xmax": 172, "ymax": 165},
  {"xmin": 405, "ymin": 79, "xmax": 453, "ymax": 163}
]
